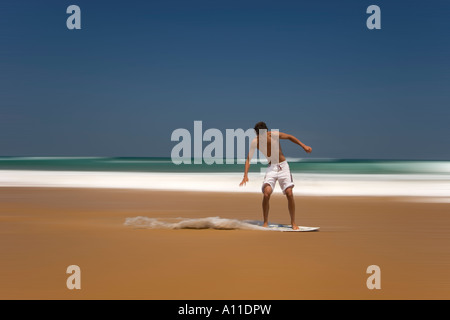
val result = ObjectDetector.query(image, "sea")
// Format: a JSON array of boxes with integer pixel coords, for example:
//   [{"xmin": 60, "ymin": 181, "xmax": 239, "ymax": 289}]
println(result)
[{"xmin": 1, "ymin": 157, "xmax": 450, "ymax": 200}]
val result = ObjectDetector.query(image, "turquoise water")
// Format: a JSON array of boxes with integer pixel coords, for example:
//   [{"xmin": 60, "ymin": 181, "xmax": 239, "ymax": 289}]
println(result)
[{"xmin": 0, "ymin": 157, "xmax": 449, "ymax": 175}]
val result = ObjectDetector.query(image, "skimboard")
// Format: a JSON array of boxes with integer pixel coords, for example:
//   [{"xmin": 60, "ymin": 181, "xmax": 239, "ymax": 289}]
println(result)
[
  {"xmin": 245, "ymin": 220, "xmax": 320, "ymax": 232},
  {"xmin": 267, "ymin": 224, "xmax": 319, "ymax": 232}
]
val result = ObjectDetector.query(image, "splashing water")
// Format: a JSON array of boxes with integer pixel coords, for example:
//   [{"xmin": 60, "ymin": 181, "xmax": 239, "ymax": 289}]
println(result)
[{"xmin": 124, "ymin": 216, "xmax": 267, "ymax": 231}]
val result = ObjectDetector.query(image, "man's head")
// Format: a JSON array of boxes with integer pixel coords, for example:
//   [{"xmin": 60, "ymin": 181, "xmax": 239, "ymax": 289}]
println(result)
[{"xmin": 254, "ymin": 121, "xmax": 268, "ymax": 136}]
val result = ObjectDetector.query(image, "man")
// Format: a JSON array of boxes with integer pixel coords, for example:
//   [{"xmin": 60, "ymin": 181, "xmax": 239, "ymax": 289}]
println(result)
[{"xmin": 239, "ymin": 122, "xmax": 312, "ymax": 230}]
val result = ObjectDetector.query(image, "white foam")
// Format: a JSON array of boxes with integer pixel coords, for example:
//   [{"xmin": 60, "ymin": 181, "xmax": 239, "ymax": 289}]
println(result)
[
  {"xmin": 407, "ymin": 197, "xmax": 450, "ymax": 203},
  {"xmin": 1, "ymin": 170, "xmax": 450, "ymax": 198},
  {"xmin": 124, "ymin": 216, "xmax": 266, "ymax": 230}
]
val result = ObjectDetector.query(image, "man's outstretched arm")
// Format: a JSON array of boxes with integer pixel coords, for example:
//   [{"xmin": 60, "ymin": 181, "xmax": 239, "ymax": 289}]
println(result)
[
  {"xmin": 279, "ymin": 132, "xmax": 312, "ymax": 153},
  {"xmin": 239, "ymin": 138, "xmax": 257, "ymax": 186}
]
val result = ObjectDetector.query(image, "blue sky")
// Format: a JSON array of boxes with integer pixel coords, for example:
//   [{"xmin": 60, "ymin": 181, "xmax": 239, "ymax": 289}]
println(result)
[{"xmin": 1, "ymin": 0, "xmax": 449, "ymax": 159}]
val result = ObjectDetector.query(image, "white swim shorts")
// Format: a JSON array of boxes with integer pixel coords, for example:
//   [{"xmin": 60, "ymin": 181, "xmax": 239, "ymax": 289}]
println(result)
[{"xmin": 262, "ymin": 160, "xmax": 294, "ymax": 194}]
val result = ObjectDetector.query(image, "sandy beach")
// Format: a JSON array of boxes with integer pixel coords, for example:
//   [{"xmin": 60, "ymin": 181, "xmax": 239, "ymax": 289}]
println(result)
[{"xmin": 1, "ymin": 187, "xmax": 450, "ymax": 300}]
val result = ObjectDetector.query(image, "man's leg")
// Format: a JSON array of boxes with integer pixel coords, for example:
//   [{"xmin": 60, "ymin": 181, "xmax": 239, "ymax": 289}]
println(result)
[
  {"xmin": 285, "ymin": 187, "xmax": 299, "ymax": 230},
  {"xmin": 262, "ymin": 184, "xmax": 273, "ymax": 227}
]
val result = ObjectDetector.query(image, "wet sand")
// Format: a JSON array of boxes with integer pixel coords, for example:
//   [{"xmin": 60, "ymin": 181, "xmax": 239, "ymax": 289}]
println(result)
[{"xmin": 1, "ymin": 187, "xmax": 449, "ymax": 299}]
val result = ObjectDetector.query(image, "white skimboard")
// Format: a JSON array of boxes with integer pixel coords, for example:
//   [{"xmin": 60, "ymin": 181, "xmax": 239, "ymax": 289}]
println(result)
[
  {"xmin": 267, "ymin": 224, "xmax": 320, "ymax": 232},
  {"xmin": 245, "ymin": 220, "xmax": 320, "ymax": 232}
]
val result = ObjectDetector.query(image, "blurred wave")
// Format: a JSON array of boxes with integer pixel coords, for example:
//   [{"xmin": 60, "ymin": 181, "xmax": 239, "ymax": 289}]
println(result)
[
  {"xmin": 1, "ymin": 170, "xmax": 449, "ymax": 197},
  {"xmin": 1, "ymin": 157, "xmax": 450, "ymax": 198},
  {"xmin": 1, "ymin": 157, "xmax": 450, "ymax": 174}
]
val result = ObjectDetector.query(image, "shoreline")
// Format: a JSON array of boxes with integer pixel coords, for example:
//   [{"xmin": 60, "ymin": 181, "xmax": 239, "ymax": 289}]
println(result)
[{"xmin": 1, "ymin": 170, "xmax": 450, "ymax": 198}]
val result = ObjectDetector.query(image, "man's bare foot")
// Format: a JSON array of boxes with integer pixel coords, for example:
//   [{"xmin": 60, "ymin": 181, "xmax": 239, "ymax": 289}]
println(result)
[
  {"xmin": 263, "ymin": 222, "xmax": 269, "ymax": 228},
  {"xmin": 292, "ymin": 224, "xmax": 299, "ymax": 230}
]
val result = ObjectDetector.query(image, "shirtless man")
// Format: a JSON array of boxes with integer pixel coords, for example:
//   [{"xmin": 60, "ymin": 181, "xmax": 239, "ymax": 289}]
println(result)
[{"xmin": 239, "ymin": 122, "xmax": 312, "ymax": 230}]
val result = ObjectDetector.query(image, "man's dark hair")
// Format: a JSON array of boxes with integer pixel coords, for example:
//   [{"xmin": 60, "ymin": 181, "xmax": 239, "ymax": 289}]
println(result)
[{"xmin": 254, "ymin": 121, "xmax": 268, "ymax": 135}]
